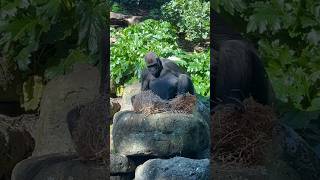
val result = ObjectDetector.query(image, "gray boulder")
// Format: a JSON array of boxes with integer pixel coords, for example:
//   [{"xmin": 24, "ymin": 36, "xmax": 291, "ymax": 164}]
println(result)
[
  {"xmin": 110, "ymin": 153, "xmax": 136, "ymax": 180},
  {"xmin": 195, "ymin": 99, "xmax": 210, "ymax": 126},
  {"xmin": 271, "ymin": 123, "xmax": 320, "ymax": 179},
  {"xmin": 111, "ymin": 153, "xmax": 136, "ymax": 174},
  {"xmin": 11, "ymin": 153, "xmax": 109, "ymax": 180},
  {"xmin": 32, "ymin": 64, "xmax": 100, "ymax": 156},
  {"xmin": 111, "ymin": 98, "xmax": 121, "ymax": 119},
  {"xmin": 134, "ymin": 157, "xmax": 210, "ymax": 180},
  {"xmin": 110, "ymin": 175, "xmax": 134, "ymax": 180},
  {"xmin": 120, "ymin": 83, "xmax": 140, "ymax": 111},
  {"xmin": 112, "ymin": 111, "xmax": 209, "ymax": 157},
  {"xmin": 0, "ymin": 114, "xmax": 36, "ymax": 180}
]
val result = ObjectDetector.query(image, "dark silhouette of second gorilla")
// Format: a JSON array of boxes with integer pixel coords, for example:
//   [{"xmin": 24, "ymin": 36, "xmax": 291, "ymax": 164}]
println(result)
[{"xmin": 211, "ymin": 10, "xmax": 274, "ymax": 108}]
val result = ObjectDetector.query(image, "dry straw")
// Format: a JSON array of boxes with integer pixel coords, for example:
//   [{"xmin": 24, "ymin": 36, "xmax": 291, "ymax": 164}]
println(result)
[
  {"xmin": 212, "ymin": 97, "xmax": 277, "ymax": 166},
  {"xmin": 132, "ymin": 90, "xmax": 197, "ymax": 115}
]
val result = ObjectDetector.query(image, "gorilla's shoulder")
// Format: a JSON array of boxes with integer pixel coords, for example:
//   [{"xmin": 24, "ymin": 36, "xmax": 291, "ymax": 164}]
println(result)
[{"xmin": 161, "ymin": 58, "xmax": 185, "ymax": 74}]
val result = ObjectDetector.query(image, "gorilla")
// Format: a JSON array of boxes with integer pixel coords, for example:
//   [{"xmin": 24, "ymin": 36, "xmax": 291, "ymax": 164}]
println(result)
[
  {"xmin": 141, "ymin": 52, "xmax": 194, "ymax": 100},
  {"xmin": 211, "ymin": 10, "xmax": 274, "ymax": 108}
]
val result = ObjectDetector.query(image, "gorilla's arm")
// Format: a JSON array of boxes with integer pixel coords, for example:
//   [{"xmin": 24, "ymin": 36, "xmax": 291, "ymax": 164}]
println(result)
[
  {"xmin": 141, "ymin": 69, "xmax": 150, "ymax": 91},
  {"xmin": 177, "ymin": 74, "xmax": 195, "ymax": 95}
]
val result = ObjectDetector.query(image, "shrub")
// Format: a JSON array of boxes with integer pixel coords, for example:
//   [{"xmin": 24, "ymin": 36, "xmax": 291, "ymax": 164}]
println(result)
[
  {"xmin": 176, "ymin": 51, "xmax": 210, "ymax": 97},
  {"xmin": 214, "ymin": 0, "xmax": 320, "ymax": 111},
  {"xmin": 110, "ymin": 0, "xmax": 170, "ymax": 9},
  {"xmin": 0, "ymin": 0, "xmax": 107, "ymax": 110},
  {"xmin": 161, "ymin": 0, "xmax": 210, "ymax": 43},
  {"xmin": 111, "ymin": 19, "xmax": 210, "ymax": 97},
  {"xmin": 111, "ymin": 19, "xmax": 180, "ymax": 85},
  {"xmin": 214, "ymin": 0, "xmax": 320, "ymax": 150}
]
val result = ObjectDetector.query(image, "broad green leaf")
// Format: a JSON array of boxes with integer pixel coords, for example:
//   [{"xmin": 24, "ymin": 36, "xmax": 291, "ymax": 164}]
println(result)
[
  {"xmin": 308, "ymin": 98, "xmax": 320, "ymax": 111},
  {"xmin": 21, "ymin": 76, "xmax": 44, "ymax": 111},
  {"xmin": 44, "ymin": 65, "xmax": 65, "ymax": 80},
  {"xmin": 14, "ymin": 46, "xmax": 32, "ymax": 71}
]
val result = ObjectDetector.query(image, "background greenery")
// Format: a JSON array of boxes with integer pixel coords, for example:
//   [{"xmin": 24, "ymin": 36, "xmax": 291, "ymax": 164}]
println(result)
[
  {"xmin": 0, "ymin": 0, "xmax": 210, "ymax": 112},
  {"xmin": 213, "ymin": 0, "xmax": 320, "ymax": 151},
  {"xmin": 111, "ymin": 0, "xmax": 210, "ymax": 97},
  {"xmin": 0, "ymin": 0, "xmax": 108, "ymax": 111}
]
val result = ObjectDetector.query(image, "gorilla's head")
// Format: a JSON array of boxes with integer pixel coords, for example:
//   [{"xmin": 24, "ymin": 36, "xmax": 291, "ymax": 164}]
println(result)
[{"xmin": 145, "ymin": 52, "xmax": 163, "ymax": 78}]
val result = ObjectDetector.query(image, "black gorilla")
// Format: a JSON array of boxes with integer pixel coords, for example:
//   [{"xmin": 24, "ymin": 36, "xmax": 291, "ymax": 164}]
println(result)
[
  {"xmin": 211, "ymin": 10, "xmax": 274, "ymax": 108},
  {"xmin": 141, "ymin": 52, "xmax": 194, "ymax": 100}
]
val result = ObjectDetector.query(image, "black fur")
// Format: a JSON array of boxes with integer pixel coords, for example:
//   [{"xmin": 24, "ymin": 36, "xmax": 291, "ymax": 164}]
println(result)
[
  {"xmin": 141, "ymin": 52, "xmax": 194, "ymax": 100},
  {"xmin": 211, "ymin": 11, "xmax": 274, "ymax": 108}
]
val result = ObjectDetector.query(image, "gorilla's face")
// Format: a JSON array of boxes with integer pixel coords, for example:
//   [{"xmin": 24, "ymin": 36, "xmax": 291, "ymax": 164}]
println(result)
[
  {"xmin": 145, "ymin": 52, "xmax": 162, "ymax": 78},
  {"xmin": 147, "ymin": 60, "xmax": 161, "ymax": 78}
]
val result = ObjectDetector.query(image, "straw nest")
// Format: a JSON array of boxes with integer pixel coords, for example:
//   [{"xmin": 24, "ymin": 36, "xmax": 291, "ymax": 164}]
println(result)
[
  {"xmin": 132, "ymin": 90, "xmax": 197, "ymax": 115},
  {"xmin": 212, "ymin": 97, "xmax": 277, "ymax": 166}
]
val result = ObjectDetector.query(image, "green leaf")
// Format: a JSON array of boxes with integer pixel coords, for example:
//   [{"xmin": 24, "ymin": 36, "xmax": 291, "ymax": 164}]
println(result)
[
  {"xmin": 21, "ymin": 76, "xmax": 44, "ymax": 111},
  {"xmin": 76, "ymin": 0, "xmax": 107, "ymax": 54},
  {"xmin": 14, "ymin": 46, "xmax": 32, "ymax": 71},
  {"xmin": 0, "ymin": 0, "xmax": 19, "ymax": 17},
  {"xmin": 307, "ymin": 29, "xmax": 320, "ymax": 45},
  {"xmin": 44, "ymin": 65, "xmax": 65, "ymax": 80},
  {"xmin": 300, "ymin": 16, "xmax": 317, "ymax": 28},
  {"xmin": 63, "ymin": 48, "xmax": 91, "ymax": 72},
  {"xmin": 5, "ymin": 16, "xmax": 38, "ymax": 41},
  {"xmin": 308, "ymin": 98, "xmax": 320, "ymax": 111}
]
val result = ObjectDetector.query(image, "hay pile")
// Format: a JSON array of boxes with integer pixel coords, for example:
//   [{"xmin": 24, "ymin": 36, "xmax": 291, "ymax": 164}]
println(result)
[
  {"xmin": 132, "ymin": 91, "xmax": 197, "ymax": 115},
  {"xmin": 212, "ymin": 97, "xmax": 276, "ymax": 166}
]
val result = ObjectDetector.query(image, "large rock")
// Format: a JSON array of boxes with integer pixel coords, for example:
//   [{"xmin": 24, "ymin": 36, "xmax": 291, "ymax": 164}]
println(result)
[
  {"xmin": 111, "ymin": 98, "xmax": 121, "ymax": 119},
  {"xmin": 271, "ymin": 123, "xmax": 320, "ymax": 179},
  {"xmin": 66, "ymin": 97, "xmax": 109, "ymax": 159},
  {"xmin": 111, "ymin": 153, "xmax": 136, "ymax": 174},
  {"xmin": 110, "ymin": 12, "xmax": 143, "ymax": 27},
  {"xmin": 11, "ymin": 153, "xmax": 109, "ymax": 180},
  {"xmin": 120, "ymin": 83, "xmax": 140, "ymax": 111},
  {"xmin": 110, "ymin": 153, "xmax": 136, "ymax": 180},
  {"xmin": 112, "ymin": 111, "xmax": 209, "ymax": 157},
  {"xmin": 134, "ymin": 157, "xmax": 210, "ymax": 180},
  {"xmin": 32, "ymin": 64, "xmax": 100, "ymax": 156},
  {"xmin": 110, "ymin": 175, "xmax": 134, "ymax": 180},
  {"xmin": 195, "ymin": 99, "xmax": 210, "ymax": 126},
  {"xmin": 0, "ymin": 114, "xmax": 36, "ymax": 180}
]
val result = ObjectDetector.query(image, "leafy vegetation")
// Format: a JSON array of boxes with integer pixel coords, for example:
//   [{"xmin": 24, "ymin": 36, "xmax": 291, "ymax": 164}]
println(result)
[
  {"xmin": 0, "ymin": 0, "xmax": 108, "ymax": 111},
  {"xmin": 111, "ymin": 2, "xmax": 128, "ymax": 14},
  {"xmin": 176, "ymin": 51, "xmax": 210, "ymax": 96},
  {"xmin": 111, "ymin": 0, "xmax": 170, "ymax": 9},
  {"xmin": 214, "ymin": 0, "xmax": 320, "ymax": 150},
  {"xmin": 111, "ymin": 19, "xmax": 210, "ymax": 97},
  {"xmin": 162, "ymin": 0, "xmax": 210, "ymax": 43},
  {"xmin": 110, "ymin": 1, "xmax": 210, "ymax": 97},
  {"xmin": 111, "ymin": 20, "xmax": 179, "ymax": 85}
]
